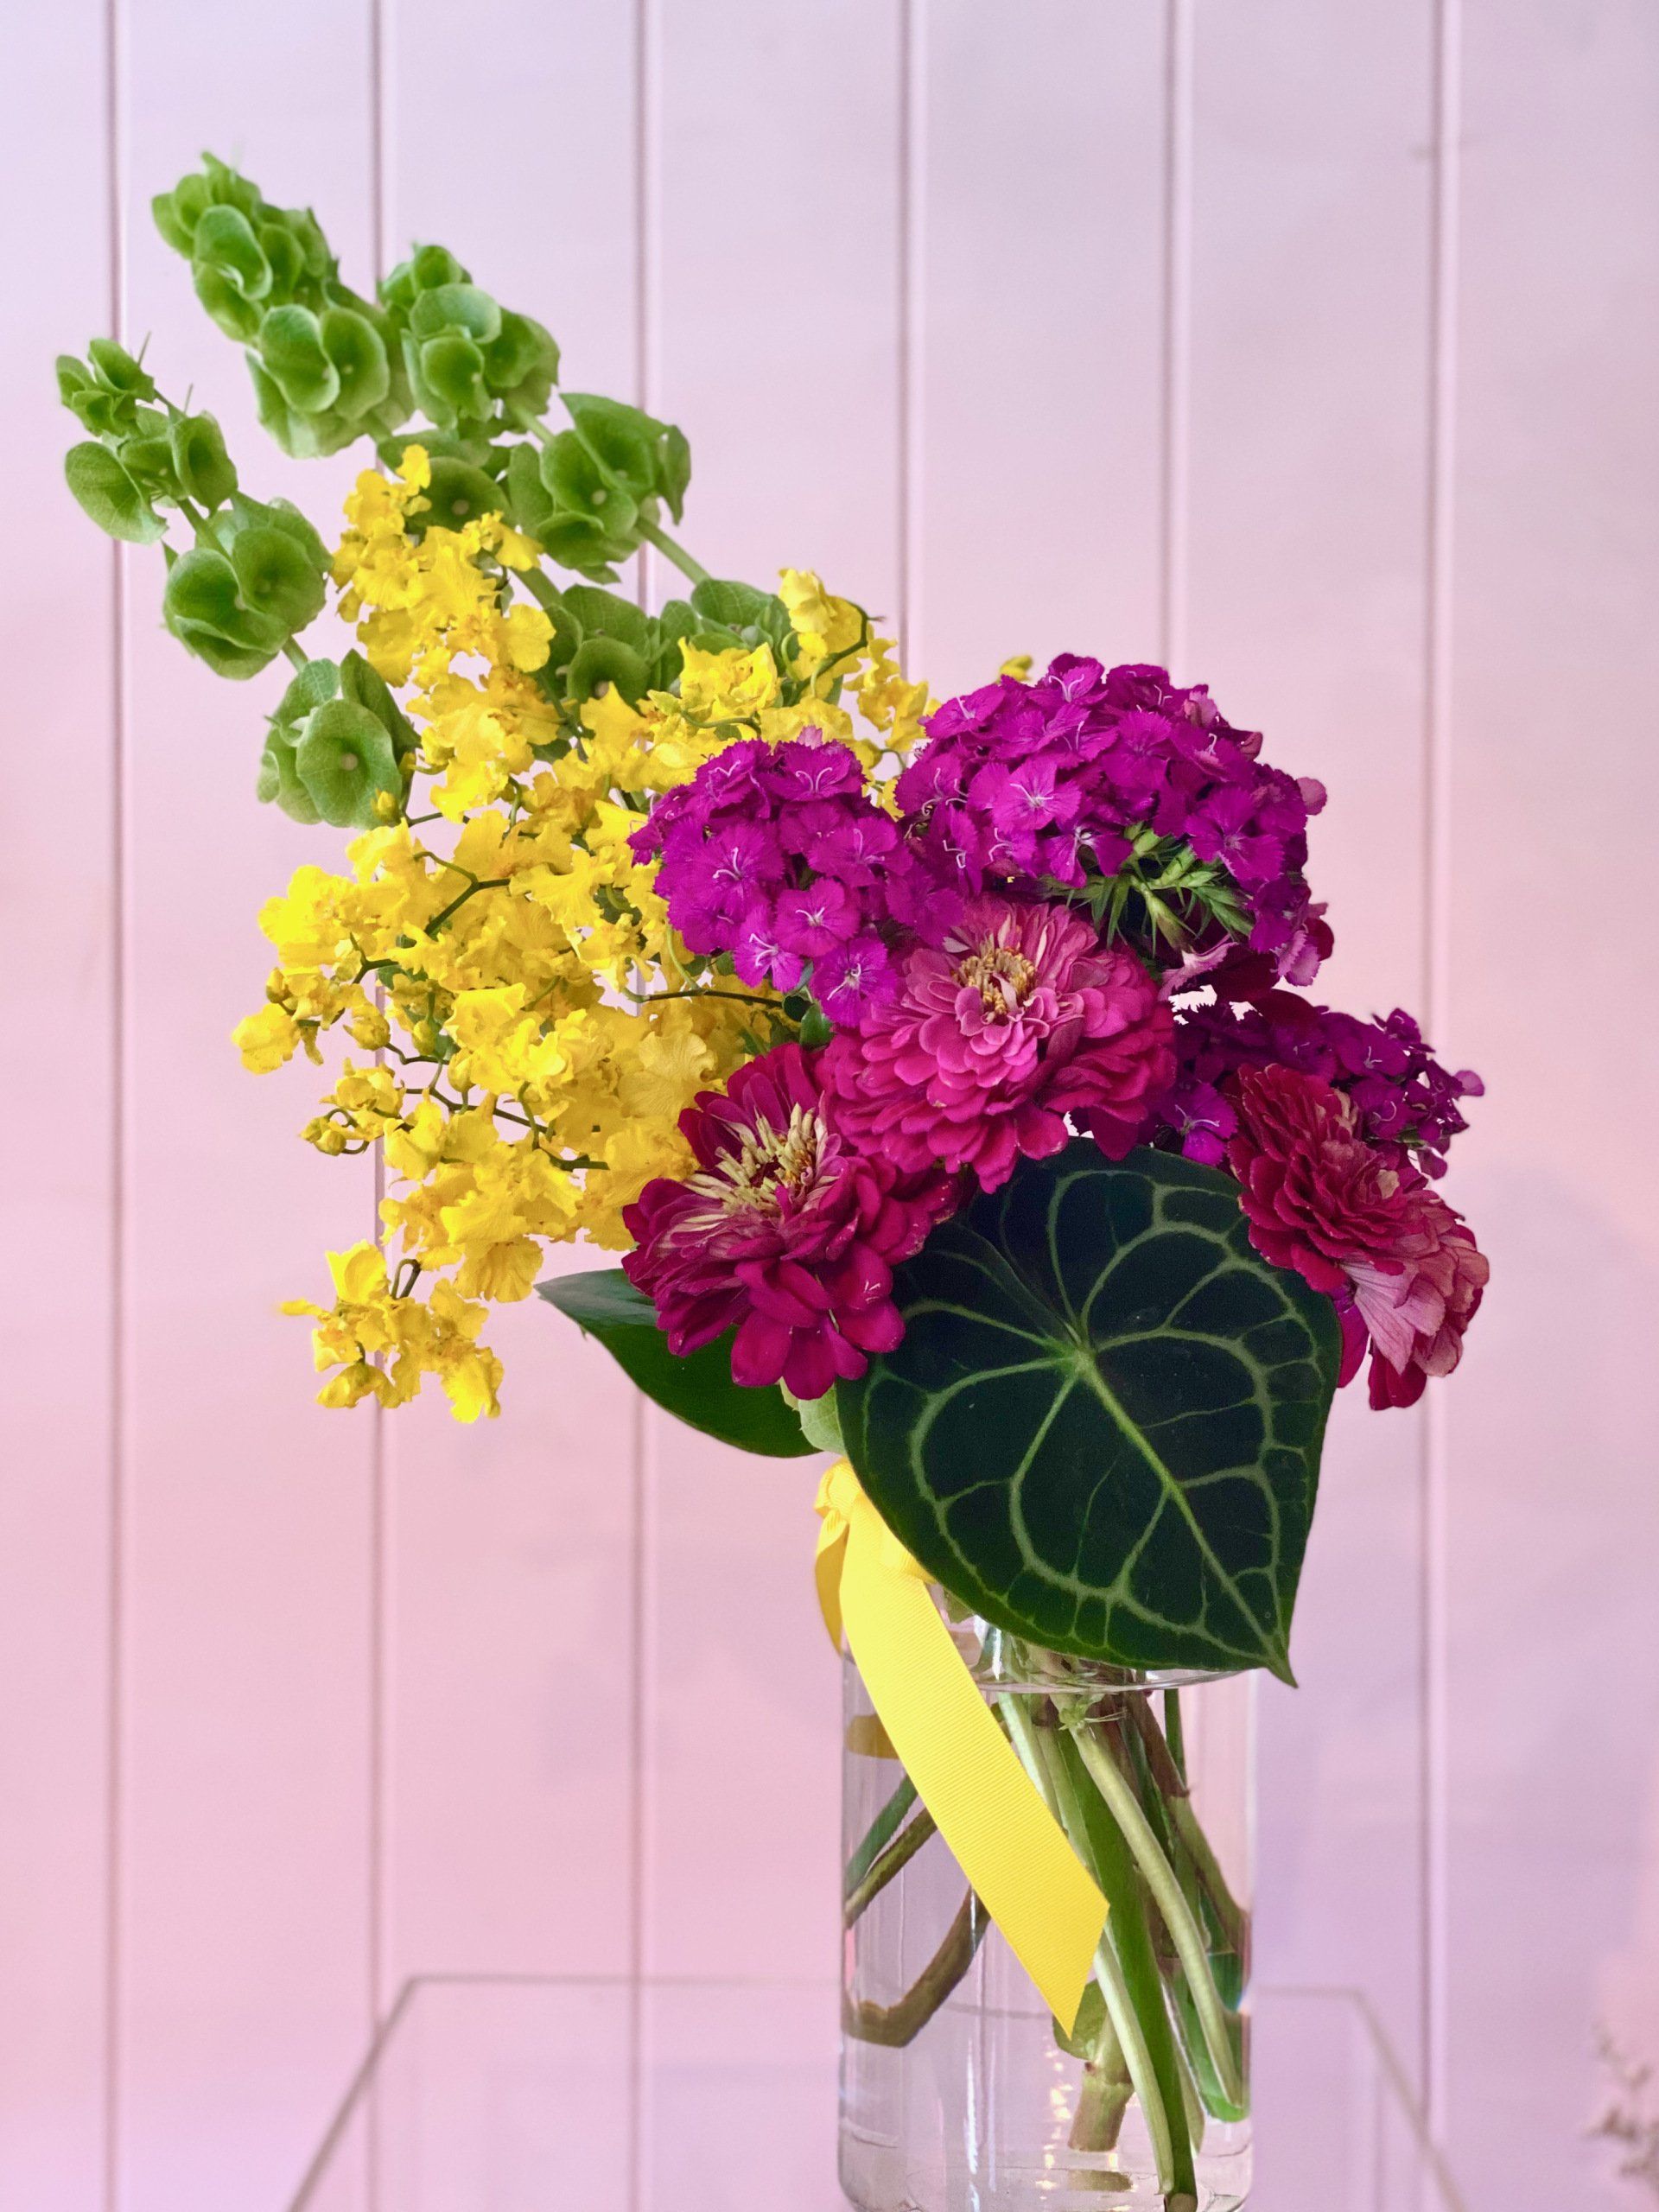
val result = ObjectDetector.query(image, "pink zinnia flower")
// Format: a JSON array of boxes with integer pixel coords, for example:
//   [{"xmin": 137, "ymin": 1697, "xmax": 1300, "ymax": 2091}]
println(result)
[
  {"xmin": 820, "ymin": 895, "xmax": 1176, "ymax": 1192},
  {"xmin": 1226, "ymin": 1064, "xmax": 1488, "ymax": 1409},
  {"xmin": 621, "ymin": 1043, "xmax": 957, "ymax": 1400}
]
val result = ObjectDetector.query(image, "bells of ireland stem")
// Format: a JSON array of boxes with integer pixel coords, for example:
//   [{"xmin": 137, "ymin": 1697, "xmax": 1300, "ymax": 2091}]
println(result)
[
  {"xmin": 152, "ymin": 155, "xmax": 412, "ymax": 458},
  {"xmin": 258, "ymin": 652, "xmax": 416, "ymax": 830},
  {"xmin": 60, "ymin": 340, "xmax": 242, "ymax": 540}
]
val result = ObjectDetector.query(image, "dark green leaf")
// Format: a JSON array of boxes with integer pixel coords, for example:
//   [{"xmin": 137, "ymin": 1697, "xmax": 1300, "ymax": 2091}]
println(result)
[
  {"xmin": 836, "ymin": 1145, "xmax": 1341, "ymax": 1679},
  {"xmin": 537, "ymin": 1268, "xmax": 816, "ymax": 1459}
]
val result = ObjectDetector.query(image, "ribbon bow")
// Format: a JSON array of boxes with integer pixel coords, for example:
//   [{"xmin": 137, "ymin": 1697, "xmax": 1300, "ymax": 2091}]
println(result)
[{"xmin": 814, "ymin": 1457, "xmax": 1106, "ymax": 2031}]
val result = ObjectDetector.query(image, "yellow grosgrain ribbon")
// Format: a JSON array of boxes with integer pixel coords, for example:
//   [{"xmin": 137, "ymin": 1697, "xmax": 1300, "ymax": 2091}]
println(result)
[{"xmin": 814, "ymin": 1458, "xmax": 1107, "ymax": 2033}]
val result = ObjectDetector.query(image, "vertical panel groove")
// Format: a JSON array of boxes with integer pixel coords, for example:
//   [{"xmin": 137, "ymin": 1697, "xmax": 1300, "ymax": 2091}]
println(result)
[
  {"xmin": 367, "ymin": 10, "xmax": 391, "ymax": 2203},
  {"xmin": 101, "ymin": 0, "xmax": 128, "ymax": 2198},
  {"xmin": 630, "ymin": 11, "xmax": 656, "ymax": 2208},
  {"xmin": 897, "ymin": 0, "xmax": 918, "ymax": 666},
  {"xmin": 1421, "ymin": 0, "xmax": 1462, "ymax": 2141},
  {"xmin": 1159, "ymin": 0, "xmax": 1193, "ymax": 672}
]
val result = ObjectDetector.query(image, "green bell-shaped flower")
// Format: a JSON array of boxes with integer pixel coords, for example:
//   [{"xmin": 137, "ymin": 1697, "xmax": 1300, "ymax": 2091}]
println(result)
[
  {"xmin": 257, "ymin": 652, "xmax": 417, "ymax": 823},
  {"xmin": 162, "ymin": 545, "xmax": 289, "ymax": 679},
  {"xmin": 168, "ymin": 411, "xmax": 238, "ymax": 509},
  {"xmin": 381, "ymin": 247, "xmax": 559, "ymax": 436},
  {"xmin": 215, "ymin": 495, "xmax": 329, "ymax": 633},
  {"xmin": 292, "ymin": 697, "xmax": 403, "ymax": 828},
  {"xmin": 62, "ymin": 441, "xmax": 167, "ymax": 545}
]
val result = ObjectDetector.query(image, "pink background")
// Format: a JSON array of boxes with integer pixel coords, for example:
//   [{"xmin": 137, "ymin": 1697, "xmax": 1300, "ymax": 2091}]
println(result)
[{"xmin": 3, "ymin": 3, "xmax": 1657, "ymax": 2207}]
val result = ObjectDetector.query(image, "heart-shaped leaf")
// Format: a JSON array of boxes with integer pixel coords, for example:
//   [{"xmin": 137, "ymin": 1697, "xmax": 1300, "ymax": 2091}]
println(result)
[
  {"xmin": 836, "ymin": 1144, "xmax": 1341, "ymax": 1680},
  {"xmin": 538, "ymin": 1269, "xmax": 816, "ymax": 1460}
]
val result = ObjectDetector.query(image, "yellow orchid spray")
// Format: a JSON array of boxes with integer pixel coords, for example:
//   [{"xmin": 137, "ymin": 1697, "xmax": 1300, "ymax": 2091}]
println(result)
[{"xmin": 237, "ymin": 456, "xmax": 926, "ymax": 1420}]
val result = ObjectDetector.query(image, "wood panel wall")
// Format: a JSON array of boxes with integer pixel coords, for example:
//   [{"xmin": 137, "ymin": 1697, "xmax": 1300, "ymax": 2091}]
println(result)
[{"xmin": 3, "ymin": 3, "xmax": 1656, "ymax": 2207}]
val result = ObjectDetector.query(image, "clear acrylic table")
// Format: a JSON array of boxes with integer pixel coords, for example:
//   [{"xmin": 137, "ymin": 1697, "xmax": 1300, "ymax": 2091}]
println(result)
[{"xmin": 285, "ymin": 1978, "xmax": 1469, "ymax": 2211}]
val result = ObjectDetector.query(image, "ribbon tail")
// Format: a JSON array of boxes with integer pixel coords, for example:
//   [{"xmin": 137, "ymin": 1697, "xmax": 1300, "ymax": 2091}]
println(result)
[{"xmin": 840, "ymin": 1516, "xmax": 1106, "ymax": 2033}]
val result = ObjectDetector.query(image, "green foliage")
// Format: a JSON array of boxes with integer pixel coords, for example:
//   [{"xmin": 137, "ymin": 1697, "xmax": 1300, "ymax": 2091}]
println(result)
[
  {"xmin": 259, "ymin": 652, "xmax": 416, "ymax": 827},
  {"xmin": 836, "ymin": 1145, "xmax": 1342, "ymax": 1679},
  {"xmin": 1046, "ymin": 823, "xmax": 1251, "ymax": 959},
  {"xmin": 537, "ymin": 1269, "xmax": 816, "ymax": 1459},
  {"xmin": 154, "ymin": 155, "xmax": 411, "ymax": 457}
]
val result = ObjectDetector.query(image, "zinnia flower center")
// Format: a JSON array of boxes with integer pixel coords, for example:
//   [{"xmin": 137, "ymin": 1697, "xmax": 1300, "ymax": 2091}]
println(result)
[
  {"xmin": 694, "ymin": 1103, "xmax": 827, "ymax": 1217},
  {"xmin": 955, "ymin": 939, "xmax": 1038, "ymax": 1020}
]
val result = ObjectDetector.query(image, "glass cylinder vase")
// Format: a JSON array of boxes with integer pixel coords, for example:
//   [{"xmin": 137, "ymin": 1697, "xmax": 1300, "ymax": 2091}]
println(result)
[{"xmin": 839, "ymin": 1616, "xmax": 1254, "ymax": 2212}]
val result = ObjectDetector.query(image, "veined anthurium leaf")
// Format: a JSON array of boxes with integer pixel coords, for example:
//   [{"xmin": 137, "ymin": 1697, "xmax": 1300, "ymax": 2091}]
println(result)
[
  {"xmin": 835, "ymin": 1145, "xmax": 1342, "ymax": 1681},
  {"xmin": 537, "ymin": 1269, "xmax": 816, "ymax": 1459}
]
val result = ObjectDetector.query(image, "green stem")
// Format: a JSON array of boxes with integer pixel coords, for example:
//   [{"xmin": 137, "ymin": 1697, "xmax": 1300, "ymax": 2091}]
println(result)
[
  {"xmin": 1121, "ymin": 1701, "xmax": 1247, "ymax": 1960},
  {"xmin": 843, "ymin": 1772, "xmax": 918, "ymax": 1898},
  {"xmin": 842, "ymin": 1891, "xmax": 987, "ymax": 2049},
  {"xmin": 843, "ymin": 1807, "xmax": 938, "ymax": 1928},
  {"xmin": 638, "ymin": 517, "xmax": 709, "ymax": 587},
  {"xmin": 1160, "ymin": 1689, "xmax": 1188, "ymax": 1789},
  {"xmin": 1154, "ymin": 1799, "xmax": 1249, "ymax": 1962},
  {"xmin": 1066, "ymin": 1714, "xmax": 1245, "ymax": 2113},
  {"xmin": 1045, "ymin": 1723, "xmax": 1195, "ymax": 2202},
  {"xmin": 1000, "ymin": 1700, "xmax": 1184, "ymax": 2200},
  {"xmin": 423, "ymin": 874, "xmax": 512, "ymax": 937},
  {"xmin": 518, "ymin": 564, "xmax": 567, "ymax": 613}
]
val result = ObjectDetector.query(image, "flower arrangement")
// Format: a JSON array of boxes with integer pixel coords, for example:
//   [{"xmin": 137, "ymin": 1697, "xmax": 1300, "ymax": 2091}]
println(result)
[{"xmin": 61, "ymin": 156, "xmax": 1487, "ymax": 2209}]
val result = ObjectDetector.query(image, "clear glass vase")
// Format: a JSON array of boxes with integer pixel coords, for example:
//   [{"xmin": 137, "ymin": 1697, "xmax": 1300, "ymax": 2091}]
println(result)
[{"xmin": 839, "ymin": 1612, "xmax": 1254, "ymax": 2212}]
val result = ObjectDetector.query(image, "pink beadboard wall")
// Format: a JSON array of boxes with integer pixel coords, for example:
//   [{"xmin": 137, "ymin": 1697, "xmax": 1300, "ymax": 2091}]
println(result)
[{"xmin": 2, "ymin": 3, "xmax": 1656, "ymax": 2208}]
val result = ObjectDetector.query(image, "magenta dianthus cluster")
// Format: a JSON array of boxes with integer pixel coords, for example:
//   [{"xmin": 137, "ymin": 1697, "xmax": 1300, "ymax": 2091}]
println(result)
[
  {"xmin": 897, "ymin": 656, "xmax": 1331, "ymax": 986},
  {"xmin": 631, "ymin": 736, "xmax": 957, "ymax": 1027},
  {"xmin": 621, "ymin": 657, "xmax": 1487, "ymax": 1414}
]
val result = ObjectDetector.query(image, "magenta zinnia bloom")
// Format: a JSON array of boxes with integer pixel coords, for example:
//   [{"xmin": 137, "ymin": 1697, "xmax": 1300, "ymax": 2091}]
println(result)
[
  {"xmin": 1226, "ymin": 1064, "xmax": 1488, "ymax": 1408},
  {"xmin": 821, "ymin": 896, "xmax": 1176, "ymax": 1192},
  {"xmin": 621, "ymin": 1044, "xmax": 957, "ymax": 1400}
]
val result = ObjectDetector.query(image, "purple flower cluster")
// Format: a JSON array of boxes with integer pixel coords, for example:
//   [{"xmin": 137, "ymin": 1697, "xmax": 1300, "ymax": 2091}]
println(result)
[
  {"xmin": 629, "ymin": 735, "xmax": 958, "ymax": 1027},
  {"xmin": 1159, "ymin": 991, "xmax": 1484, "ymax": 1179},
  {"xmin": 896, "ymin": 656, "xmax": 1331, "ymax": 985}
]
